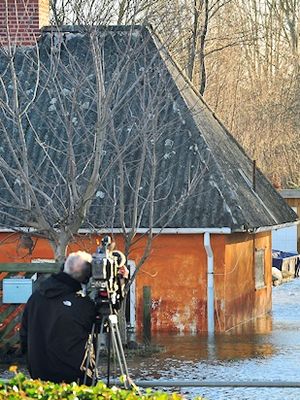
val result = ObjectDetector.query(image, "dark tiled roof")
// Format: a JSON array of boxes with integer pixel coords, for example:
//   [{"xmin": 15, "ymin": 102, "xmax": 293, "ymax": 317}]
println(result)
[{"xmin": 0, "ymin": 25, "xmax": 297, "ymax": 231}]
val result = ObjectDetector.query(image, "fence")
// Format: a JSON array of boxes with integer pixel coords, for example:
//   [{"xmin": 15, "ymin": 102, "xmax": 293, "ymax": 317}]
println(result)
[{"xmin": 0, "ymin": 263, "xmax": 59, "ymax": 356}]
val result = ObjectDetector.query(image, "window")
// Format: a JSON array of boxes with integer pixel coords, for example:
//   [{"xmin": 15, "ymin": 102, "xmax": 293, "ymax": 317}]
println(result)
[{"xmin": 255, "ymin": 249, "xmax": 265, "ymax": 289}]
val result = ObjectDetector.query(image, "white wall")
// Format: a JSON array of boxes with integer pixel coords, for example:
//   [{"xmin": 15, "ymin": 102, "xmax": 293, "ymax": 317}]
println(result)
[{"xmin": 272, "ymin": 208, "xmax": 298, "ymax": 252}]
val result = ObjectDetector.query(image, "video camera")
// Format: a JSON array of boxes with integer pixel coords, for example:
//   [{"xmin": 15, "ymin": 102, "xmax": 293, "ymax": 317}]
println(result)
[{"xmin": 90, "ymin": 235, "xmax": 126, "ymax": 313}]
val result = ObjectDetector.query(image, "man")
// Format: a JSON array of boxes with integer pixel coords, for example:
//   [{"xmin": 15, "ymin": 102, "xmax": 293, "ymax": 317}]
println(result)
[{"xmin": 20, "ymin": 251, "xmax": 96, "ymax": 384}]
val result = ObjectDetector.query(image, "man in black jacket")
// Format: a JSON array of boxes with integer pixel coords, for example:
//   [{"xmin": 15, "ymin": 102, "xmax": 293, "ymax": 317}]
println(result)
[{"xmin": 20, "ymin": 251, "xmax": 96, "ymax": 384}]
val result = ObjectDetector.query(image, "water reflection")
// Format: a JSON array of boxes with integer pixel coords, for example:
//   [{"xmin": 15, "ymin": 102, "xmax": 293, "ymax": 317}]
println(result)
[
  {"xmin": 2, "ymin": 280, "xmax": 300, "ymax": 400},
  {"xmin": 138, "ymin": 314, "xmax": 274, "ymax": 362},
  {"xmin": 131, "ymin": 280, "xmax": 300, "ymax": 399}
]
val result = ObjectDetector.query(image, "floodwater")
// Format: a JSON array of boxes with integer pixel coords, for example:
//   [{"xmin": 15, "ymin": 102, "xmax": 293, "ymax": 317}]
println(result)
[
  {"xmin": 127, "ymin": 279, "xmax": 300, "ymax": 399},
  {"xmin": 2, "ymin": 279, "xmax": 300, "ymax": 399}
]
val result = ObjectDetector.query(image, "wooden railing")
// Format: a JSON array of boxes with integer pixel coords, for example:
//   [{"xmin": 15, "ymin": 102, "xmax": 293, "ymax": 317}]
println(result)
[
  {"xmin": 0, "ymin": 263, "xmax": 60, "ymax": 274},
  {"xmin": 0, "ymin": 262, "xmax": 60, "ymax": 355}
]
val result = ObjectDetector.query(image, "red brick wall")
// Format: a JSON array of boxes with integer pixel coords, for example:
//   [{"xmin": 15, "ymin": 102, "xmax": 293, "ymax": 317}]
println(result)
[{"xmin": 0, "ymin": 0, "xmax": 49, "ymax": 46}]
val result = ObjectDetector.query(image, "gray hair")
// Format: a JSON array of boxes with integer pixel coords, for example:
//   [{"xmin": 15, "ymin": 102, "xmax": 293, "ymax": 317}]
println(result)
[{"xmin": 64, "ymin": 251, "xmax": 92, "ymax": 275}]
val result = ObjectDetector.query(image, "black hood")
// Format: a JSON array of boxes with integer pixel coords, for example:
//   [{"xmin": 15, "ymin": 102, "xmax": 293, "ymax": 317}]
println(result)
[
  {"xmin": 20, "ymin": 271, "xmax": 96, "ymax": 384},
  {"xmin": 38, "ymin": 272, "xmax": 82, "ymax": 299}
]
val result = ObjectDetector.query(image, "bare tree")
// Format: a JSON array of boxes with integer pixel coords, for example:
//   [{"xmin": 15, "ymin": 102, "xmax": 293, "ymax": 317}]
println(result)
[
  {"xmin": 0, "ymin": 18, "xmax": 205, "ymax": 270},
  {"xmin": 50, "ymin": 0, "xmax": 158, "ymax": 26},
  {"xmin": 149, "ymin": 0, "xmax": 244, "ymax": 95},
  {"xmin": 2, "ymin": 0, "xmax": 299, "ymax": 273}
]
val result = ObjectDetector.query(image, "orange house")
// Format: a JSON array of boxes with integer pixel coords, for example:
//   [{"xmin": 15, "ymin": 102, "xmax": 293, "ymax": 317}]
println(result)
[
  {"xmin": 0, "ymin": 227, "xmax": 292, "ymax": 335},
  {"xmin": 0, "ymin": 0, "xmax": 299, "ymax": 348}
]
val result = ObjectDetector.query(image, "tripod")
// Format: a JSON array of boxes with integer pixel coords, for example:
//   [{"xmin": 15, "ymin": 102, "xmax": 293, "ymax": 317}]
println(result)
[{"xmin": 82, "ymin": 307, "xmax": 133, "ymax": 389}]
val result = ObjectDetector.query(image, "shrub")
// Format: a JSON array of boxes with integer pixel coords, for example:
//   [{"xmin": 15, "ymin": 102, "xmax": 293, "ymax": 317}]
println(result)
[{"xmin": 0, "ymin": 373, "xmax": 205, "ymax": 400}]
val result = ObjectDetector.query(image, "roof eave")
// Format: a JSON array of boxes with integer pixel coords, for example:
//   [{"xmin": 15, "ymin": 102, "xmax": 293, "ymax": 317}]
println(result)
[
  {"xmin": 0, "ymin": 227, "xmax": 232, "ymax": 234},
  {"xmin": 248, "ymin": 219, "xmax": 300, "ymax": 233},
  {"xmin": 280, "ymin": 189, "xmax": 300, "ymax": 199}
]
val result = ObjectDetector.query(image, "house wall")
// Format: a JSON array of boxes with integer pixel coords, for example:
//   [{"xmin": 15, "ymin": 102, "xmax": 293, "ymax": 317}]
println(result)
[
  {"xmin": 0, "ymin": 232, "xmax": 225, "ymax": 333},
  {"xmin": 221, "ymin": 232, "xmax": 272, "ymax": 331},
  {"xmin": 39, "ymin": 0, "xmax": 50, "ymax": 27},
  {"xmin": 0, "ymin": 0, "xmax": 49, "ymax": 46},
  {"xmin": 133, "ymin": 234, "xmax": 225, "ymax": 333},
  {"xmin": 0, "ymin": 232, "xmax": 97, "ymax": 263},
  {"xmin": 284, "ymin": 198, "xmax": 300, "ymax": 252},
  {"xmin": 0, "ymin": 231, "xmax": 272, "ymax": 335}
]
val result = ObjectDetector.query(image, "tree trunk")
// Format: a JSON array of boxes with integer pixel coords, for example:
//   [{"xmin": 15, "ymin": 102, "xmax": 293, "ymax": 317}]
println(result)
[
  {"xmin": 199, "ymin": 0, "xmax": 209, "ymax": 95},
  {"xmin": 50, "ymin": 232, "xmax": 70, "ymax": 263},
  {"xmin": 187, "ymin": 0, "xmax": 200, "ymax": 81}
]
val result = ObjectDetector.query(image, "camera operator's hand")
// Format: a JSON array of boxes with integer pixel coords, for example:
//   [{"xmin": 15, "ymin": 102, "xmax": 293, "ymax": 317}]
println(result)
[{"xmin": 118, "ymin": 265, "xmax": 129, "ymax": 279}]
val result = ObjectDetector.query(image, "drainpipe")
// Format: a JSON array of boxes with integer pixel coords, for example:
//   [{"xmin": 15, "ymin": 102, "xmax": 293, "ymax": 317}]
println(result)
[{"xmin": 204, "ymin": 232, "xmax": 214, "ymax": 335}]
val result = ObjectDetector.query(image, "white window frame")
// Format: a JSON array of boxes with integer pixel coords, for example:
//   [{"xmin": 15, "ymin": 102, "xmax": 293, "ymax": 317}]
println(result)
[
  {"xmin": 255, "ymin": 248, "xmax": 266, "ymax": 289},
  {"xmin": 127, "ymin": 260, "xmax": 136, "ymax": 329}
]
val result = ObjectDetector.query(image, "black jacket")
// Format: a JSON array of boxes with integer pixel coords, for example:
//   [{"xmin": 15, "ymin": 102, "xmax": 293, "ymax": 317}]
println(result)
[{"xmin": 20, "ymin": 272, "xmax": 96, "ymax": 383}]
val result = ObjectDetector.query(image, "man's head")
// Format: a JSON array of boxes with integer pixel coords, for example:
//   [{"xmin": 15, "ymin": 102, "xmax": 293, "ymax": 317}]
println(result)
[{"xmin": 63, "ymin": 251, "xmax": 92, "ymax": 283}]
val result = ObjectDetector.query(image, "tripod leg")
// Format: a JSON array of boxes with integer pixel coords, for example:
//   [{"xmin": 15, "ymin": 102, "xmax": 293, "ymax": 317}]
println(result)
[
  {"xmin": 92, "ymin": 328, "xmax": 100, "ymax": 386},
  {"xmin": 109, "ymin": 320, "xmax": 126, "ymax": 379},
  {"xmin": 108, "ymin": 315, "xmax": 133, "ymax": 390},
  {"xmin": 114, "ymin": 322, "xmax": 131, "ymax": 380},
  {"xmin": 107, "ymin": 325, "xmax": 111, "ymax": 387},
  {"xmin": 83, "ymin": 323, "xmax": 95, "ymax": 386},
  {"xmin": 109, "ymin": 315, "xmax": 135, "ymax": 390}
]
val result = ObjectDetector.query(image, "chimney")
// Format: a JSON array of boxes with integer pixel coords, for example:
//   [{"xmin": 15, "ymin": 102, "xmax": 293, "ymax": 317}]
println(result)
[{"xmin": 0, "ymin": 0, "xmax": 49, "ymax": 47}]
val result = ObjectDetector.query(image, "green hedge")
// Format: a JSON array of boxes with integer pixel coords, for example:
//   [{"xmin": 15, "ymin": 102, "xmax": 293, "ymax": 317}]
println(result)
[{"xmin": 0, "ymin": 373, "xmax": 204, "ymax": 399}]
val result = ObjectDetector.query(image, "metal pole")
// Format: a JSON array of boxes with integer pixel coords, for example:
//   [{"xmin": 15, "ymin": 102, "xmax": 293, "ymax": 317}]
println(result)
[
  {"xmin": 107, "ymin": 323, "xmax": 111, "ymax": 388},
  {"xmin": 109, "ymin": 379, "xmax": 300, "ymax": 388},
  {"xmin": 253, "ymin": 159, "xmax": 256, "ymax": 191},
  {"xmin": 143, "ymin": 286, "xmax": 151, "ymax": 343},
  {"xmin": 204, "ymin": 232, "xmax": 214, "ymax": 335},
  {"xmin": 2, "ymin": 377, "xmax": 300, "ymax": 388}
]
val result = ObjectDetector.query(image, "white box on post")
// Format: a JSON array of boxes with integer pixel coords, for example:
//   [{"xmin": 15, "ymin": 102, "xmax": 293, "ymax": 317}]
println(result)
[{"xmin": 3, "ymin": 278, "xmax": 33, "ymax": 304}]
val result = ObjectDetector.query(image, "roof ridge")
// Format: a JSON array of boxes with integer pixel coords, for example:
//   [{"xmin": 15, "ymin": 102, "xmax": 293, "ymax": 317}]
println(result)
[{"xmin": 41, "ymin": 24, "xmax": 148, "ymax": 34}]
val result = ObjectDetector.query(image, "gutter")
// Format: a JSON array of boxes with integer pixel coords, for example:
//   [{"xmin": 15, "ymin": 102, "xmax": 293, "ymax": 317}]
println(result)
[
  {"xmin": 79, "ymin": 227, "xmax": 232, "ymax": 234},
  {"xmin": 249, "ymin": 220, "xmax": 300, "ymax": 233},
  {"xmin": 204, "ymin": 232, "xmax": 214, "ymax": 335},
  {"xmin": 279, "ymin": 189, "xmax": 300, "ymax": 199},
  {"xmin": 2, "ymin": 222, "xmax": 298, "ymax": 235},
  {"xmin": 0, "ymin": 227, "xmax": 232, "ymax": 234}
]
